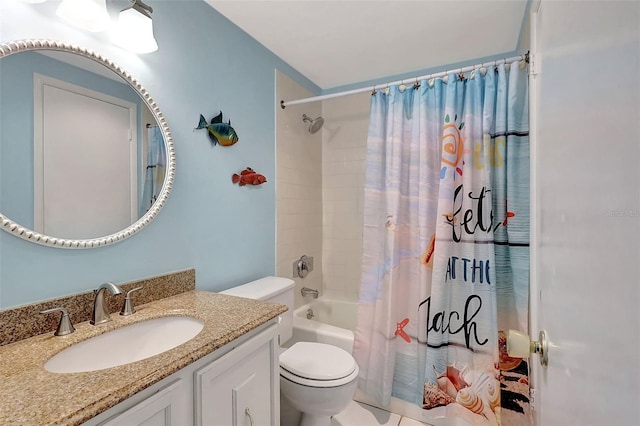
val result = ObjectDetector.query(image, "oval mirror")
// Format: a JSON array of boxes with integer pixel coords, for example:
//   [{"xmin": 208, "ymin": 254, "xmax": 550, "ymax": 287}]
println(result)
[{"xmin": 0, "ymin": 40, "xmax": 175, "ymax": 248}]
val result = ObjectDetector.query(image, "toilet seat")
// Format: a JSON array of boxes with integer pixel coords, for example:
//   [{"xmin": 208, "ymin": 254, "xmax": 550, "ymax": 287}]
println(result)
[{"xmin": 280, "ymin": 342, "xmax": 359, "ymax": 388}]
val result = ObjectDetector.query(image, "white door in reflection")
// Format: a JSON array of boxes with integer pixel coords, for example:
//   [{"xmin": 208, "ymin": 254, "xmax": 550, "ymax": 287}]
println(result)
[{"xmin": 34, "ymin": 74, "xmax": 138, "ymax": 239}]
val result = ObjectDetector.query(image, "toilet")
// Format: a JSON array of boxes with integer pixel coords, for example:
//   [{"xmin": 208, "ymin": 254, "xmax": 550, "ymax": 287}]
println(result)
[{"xmin": 220, "ymin": 277, "xmax": 359, "ymax": 426}]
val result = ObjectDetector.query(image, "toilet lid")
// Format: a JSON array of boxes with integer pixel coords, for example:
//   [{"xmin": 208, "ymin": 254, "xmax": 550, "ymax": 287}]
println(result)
[{"xmin": 280, "ymin": 342, "xmax": 357, "ymax": 381}]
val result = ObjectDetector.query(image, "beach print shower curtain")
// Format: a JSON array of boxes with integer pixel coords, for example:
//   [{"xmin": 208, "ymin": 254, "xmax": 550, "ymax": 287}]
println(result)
[{"xmin": 353, "ymin": 62, "xmax": 531, "ymax": 425}]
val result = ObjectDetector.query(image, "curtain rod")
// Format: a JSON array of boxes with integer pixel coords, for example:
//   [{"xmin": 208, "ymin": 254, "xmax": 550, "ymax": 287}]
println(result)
[{"xmin": 280, "ymin": 52, "xmax": 528, "ymax": 109}]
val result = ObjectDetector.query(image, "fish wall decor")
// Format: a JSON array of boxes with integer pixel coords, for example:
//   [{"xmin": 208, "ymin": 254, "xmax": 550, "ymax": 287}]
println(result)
[
  {"xmin": 232, "ymin": 167, "xmax": 267, "ymax": 186},
  {"xmin": 195, "ymin": 111, "xmax": 239, "ymax": 146}
]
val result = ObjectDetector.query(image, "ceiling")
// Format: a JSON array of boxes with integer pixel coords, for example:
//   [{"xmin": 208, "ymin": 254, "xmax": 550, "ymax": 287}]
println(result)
[{"xmin": 205, "ymin": 1, "xmax": 529, "ymax": 91}]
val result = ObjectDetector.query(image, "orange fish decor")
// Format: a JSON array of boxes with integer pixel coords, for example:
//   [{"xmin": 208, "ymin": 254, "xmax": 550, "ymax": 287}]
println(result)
[{"xmin": 232, "ymin": 167, "xmax": 267, "ymax": 186}]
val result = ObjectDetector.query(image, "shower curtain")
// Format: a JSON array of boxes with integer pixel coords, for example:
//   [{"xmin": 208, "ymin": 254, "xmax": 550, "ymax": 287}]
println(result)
[
  {"xmin": 139, "ymin": 125, "xmax": 166, "ymax": 217},
  {"xmin": 354, "ymin": 62, "xmax": 530, "ymax": 425}
]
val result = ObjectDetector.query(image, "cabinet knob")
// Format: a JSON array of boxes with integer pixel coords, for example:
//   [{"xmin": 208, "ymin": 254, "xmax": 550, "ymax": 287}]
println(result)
[{"xmin": 244, "ymin": 408, "xmax": 254, "ymax": 426}]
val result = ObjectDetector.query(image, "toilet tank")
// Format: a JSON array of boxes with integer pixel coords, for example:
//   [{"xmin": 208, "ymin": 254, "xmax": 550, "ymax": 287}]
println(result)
[{"xmin": 220, "ymin": 276, "xmax": 295, "ymax": 345}]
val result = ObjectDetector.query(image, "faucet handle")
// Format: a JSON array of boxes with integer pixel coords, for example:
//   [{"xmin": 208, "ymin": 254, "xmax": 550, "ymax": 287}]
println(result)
[
  {"xmin": 120, "ymin": 286, "xmax": 144, "ymax": 316},
  {"xmin": 40, "ymin": 307, "xmax": 76, "ymax": 336}
]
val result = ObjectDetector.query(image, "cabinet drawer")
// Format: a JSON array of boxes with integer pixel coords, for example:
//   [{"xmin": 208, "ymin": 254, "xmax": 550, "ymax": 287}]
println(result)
[{"xmin": 195, "ymin": 324, "xmax": 278, "ymax": 426}]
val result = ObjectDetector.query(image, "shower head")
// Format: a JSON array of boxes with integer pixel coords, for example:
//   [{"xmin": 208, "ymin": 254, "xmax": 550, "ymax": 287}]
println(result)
[{"xmin": 302, "ymin": 114, "xmax": 324, "ymax": 134}]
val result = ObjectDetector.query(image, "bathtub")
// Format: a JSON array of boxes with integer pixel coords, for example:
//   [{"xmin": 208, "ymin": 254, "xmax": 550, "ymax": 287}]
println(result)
[{"xmin": 289, "ymin": 298, "xmax": 357, "ymax": 353}]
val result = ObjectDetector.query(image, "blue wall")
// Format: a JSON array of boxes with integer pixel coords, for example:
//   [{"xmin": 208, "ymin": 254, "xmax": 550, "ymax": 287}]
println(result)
[{"xmin": 0, "ymin": 0, "xmax": 320, "ymax": 308}]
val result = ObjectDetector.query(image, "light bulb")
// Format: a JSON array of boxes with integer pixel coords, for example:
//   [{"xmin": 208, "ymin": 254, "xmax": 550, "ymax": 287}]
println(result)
[
  {"xmin": 56, "ymin": 0, "xmax": 110, "ymax": 32},
  {"xmin": 112, "ymin": 7, "xmax": 158, "ymax": 54}
]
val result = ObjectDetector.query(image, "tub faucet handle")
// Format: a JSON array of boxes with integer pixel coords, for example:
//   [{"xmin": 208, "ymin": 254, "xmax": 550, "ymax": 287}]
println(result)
[
  {"xmin": 120, "ymin": 286, "xmax": 144, "ymax": 316},
  {"xmin": 40, "ymin": 307, "xmax": 76, "ymax": 336},
  {"xmin": 294, "ymin": 255, "xmax": 314, "ymax": 278}
]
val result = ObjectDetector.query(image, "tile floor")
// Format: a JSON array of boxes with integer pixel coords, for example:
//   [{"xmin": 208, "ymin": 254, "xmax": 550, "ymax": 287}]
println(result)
[{"xmin": 331, "ymin": 401, "xmax": 431, "ymax": 426}]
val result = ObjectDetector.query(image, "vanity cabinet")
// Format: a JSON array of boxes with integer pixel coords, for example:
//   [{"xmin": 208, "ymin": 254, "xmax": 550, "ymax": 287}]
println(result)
[
  {"xmin": 84, "ymin": 322, "xmax": 279, "ymax": 426},
  {"xmin": 195, "ymin": 323, "xmax": 276, "ymax": 426}
]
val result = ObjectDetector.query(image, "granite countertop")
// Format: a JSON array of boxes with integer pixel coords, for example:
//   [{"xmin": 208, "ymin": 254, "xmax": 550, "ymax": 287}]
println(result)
[{"xmin": 0, "ymin": 290, "xmax": 287, "ymax": 425}]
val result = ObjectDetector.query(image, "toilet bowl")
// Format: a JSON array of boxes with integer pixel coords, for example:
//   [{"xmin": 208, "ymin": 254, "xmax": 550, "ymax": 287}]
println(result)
[
  {"xmin": 280, "ymin": 342, "xmax": 359, "ymax": 426},
  {"xmin": 220, "ymin": 277, "xmax": 359, "ymax": 426}
]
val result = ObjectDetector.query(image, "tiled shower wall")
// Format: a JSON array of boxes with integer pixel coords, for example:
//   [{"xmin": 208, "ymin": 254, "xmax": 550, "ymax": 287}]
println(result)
[
  {"xmin": 321, "ymin": 93, "xmax": 370, "ymax": 301},
  {"xmin": 276, "ymin": 71, "xmax": 370, "ymax": 306},
  {"xmin": 275, "ymin": 71, "xmax": 323, "ymax": 309}
]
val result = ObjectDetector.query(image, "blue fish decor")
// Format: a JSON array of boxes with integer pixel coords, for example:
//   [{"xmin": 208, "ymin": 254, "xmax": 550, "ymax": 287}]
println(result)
[{"xmin": 195, "ymin": 111, "xmax": 239, "ymax": 147}]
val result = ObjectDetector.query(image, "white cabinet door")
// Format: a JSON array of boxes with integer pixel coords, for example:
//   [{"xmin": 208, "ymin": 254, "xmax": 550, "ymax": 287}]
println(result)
[
  {"xmin": 100, "ymin": 379, "xmax": 189, "ymax": 426},
  {"xmin": 195, "ymin": 325, "xmax": 279, "ymax": 426}
]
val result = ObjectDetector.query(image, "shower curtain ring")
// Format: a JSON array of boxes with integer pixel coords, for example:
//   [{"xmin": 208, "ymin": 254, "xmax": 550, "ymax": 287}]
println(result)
[
  {"xmin": 413, "ymin": 77, "xmax": 420, "ymax": 90},
  {"xmin": 371, "ymin": 85, "xmax": 377, "ymax": 96}
]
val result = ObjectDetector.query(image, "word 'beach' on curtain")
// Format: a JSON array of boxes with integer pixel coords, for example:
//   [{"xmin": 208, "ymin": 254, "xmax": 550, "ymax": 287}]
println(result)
[{"xmin": 354, "ymin": 62, "xmax": 530, "ymax": 426}]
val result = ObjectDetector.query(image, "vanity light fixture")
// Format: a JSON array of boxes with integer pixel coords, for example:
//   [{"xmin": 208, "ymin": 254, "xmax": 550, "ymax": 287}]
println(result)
[
  {"xmin": 56, "ymin": 0, "xmax": 111, "ymax": 32},
  {"xmin": 21, "ymin": 0, "xmax": 47, "ymax": 4},
  {"xmin": 112, "ymin": 0, "xmax": 158, "ymax": 54}
]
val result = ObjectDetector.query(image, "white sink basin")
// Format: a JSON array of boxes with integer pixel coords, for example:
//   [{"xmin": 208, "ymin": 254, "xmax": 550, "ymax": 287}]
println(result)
[{"xmin": 45, "ymin": 316, "xmax": 204, "ymax": 373}]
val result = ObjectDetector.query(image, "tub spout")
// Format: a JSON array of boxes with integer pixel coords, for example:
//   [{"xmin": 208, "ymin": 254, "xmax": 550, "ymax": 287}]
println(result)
[{"xmin": 301, "ymin": 287, "xmax": 319, "ymax": 299}]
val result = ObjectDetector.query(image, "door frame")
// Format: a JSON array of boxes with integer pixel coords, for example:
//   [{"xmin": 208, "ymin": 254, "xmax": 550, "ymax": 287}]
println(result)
[{"xmin": 528, "ymin": 0, "xmax": 542, "ymax": 421}]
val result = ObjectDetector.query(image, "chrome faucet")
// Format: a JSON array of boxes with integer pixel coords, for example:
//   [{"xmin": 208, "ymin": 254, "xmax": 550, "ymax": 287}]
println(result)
[
  {"xmin": 300, "ymin": 287, "xmax": 319, "ymax": 298},
  {"xmin": 91, "ymin": 282, "xmax": 123, "ymax": 325}
]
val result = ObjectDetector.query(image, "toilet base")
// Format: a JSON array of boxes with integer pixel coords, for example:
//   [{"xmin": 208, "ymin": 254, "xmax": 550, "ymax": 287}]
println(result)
[
  {"xmin": 280, "ymin": 393, "xmax": 302, "ymax": 426},
  {"xmin": 299, "ymin": 413, "xmax": 331, "ymax": 426},
  {"xmin": 280, "ymin": 398, "xmax": 332, "ymax": 426},
  {"xmin": 280, "ymin": 375, "xmax": 357, "ymax": 426}
]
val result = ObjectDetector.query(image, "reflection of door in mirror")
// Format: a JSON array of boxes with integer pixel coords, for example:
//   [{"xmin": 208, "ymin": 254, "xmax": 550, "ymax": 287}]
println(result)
[
  {"xmin": 33, "ymin": 74, "xmax": 138, "ymax": 239},
  {"xmin": 0, "ymin": 42, "xmax": 174, "ymax": 248}
]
